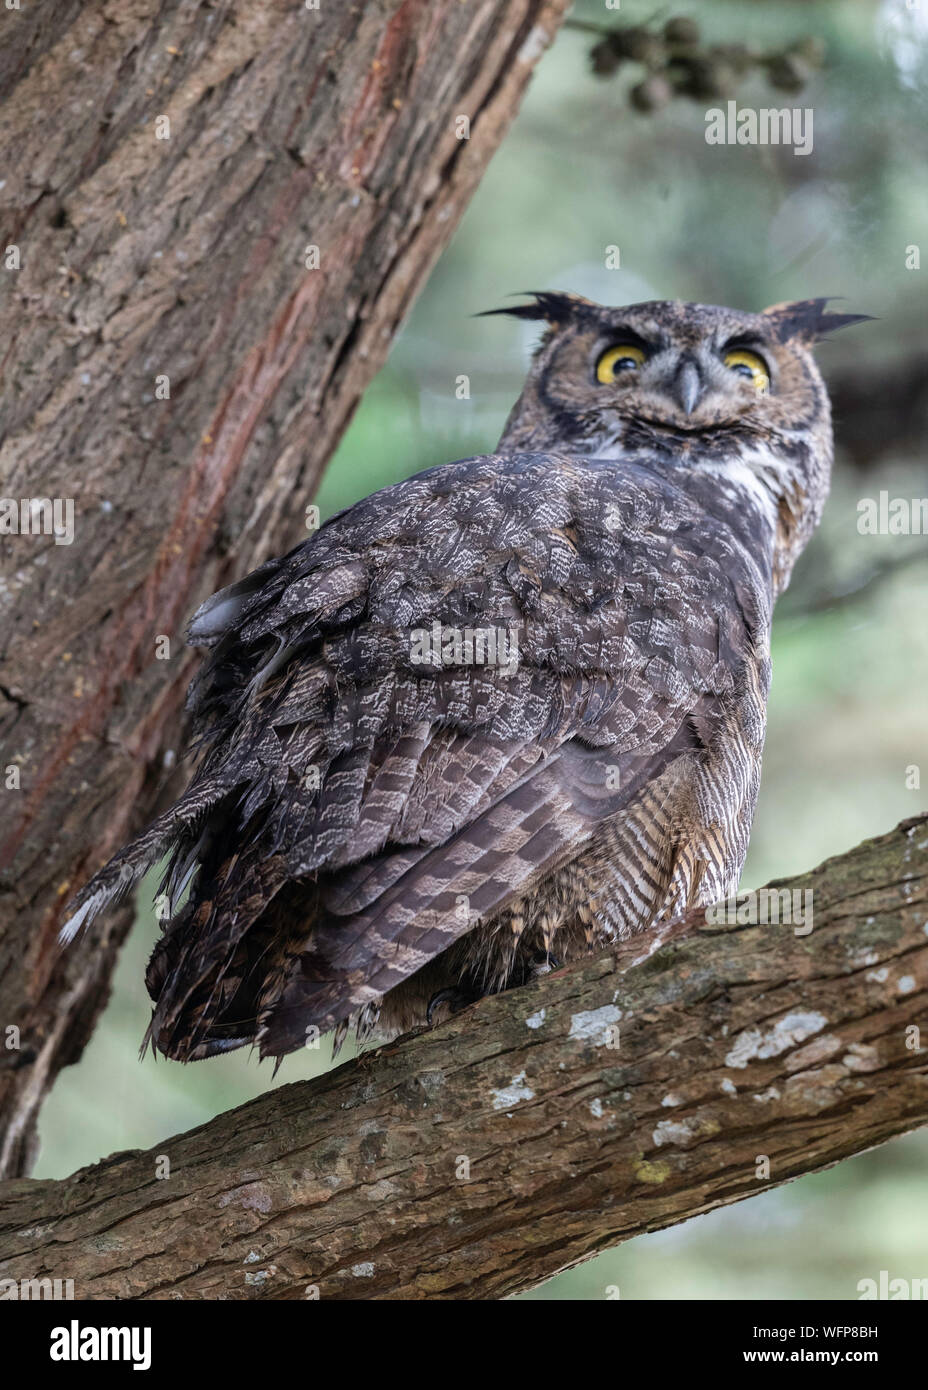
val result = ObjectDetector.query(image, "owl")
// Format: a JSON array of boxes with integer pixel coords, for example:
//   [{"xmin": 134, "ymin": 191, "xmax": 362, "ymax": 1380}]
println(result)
[{"xmin": 62, "ymin": 293, "xmax": 867, "ymax": 1061}]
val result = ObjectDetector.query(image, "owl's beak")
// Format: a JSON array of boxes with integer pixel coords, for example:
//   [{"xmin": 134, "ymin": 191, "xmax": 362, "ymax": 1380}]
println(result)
[{"xmin": 673, "ymin": 359, "xmax": 703, "ymax": 416}]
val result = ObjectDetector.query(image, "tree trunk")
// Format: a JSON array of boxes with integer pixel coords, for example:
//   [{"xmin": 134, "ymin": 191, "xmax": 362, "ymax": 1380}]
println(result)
[
  {"xmin": 0, "ymin": 0, "xmax": 569, "ymax": 1179},
  {"xmin": 1, "ymin": 816, "xmax": 924, "ymax": 1300}
]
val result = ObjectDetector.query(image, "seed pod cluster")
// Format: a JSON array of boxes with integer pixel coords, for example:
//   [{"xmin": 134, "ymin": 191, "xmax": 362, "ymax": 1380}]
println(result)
[{"xmin": 584, "ymin": 15, "xmax": 826, "ymax": 113}]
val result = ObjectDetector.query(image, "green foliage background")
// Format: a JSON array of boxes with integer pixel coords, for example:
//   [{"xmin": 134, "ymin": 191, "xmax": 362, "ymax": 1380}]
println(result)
[{"xmin": 37, "ymin": 0, "xmax": 928, "ymax": 1299}]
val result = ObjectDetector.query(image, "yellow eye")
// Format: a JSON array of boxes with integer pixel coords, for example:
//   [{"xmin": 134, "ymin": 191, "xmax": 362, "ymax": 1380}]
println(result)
[
  {"xmin": 596, "ymin": 344, "xmax": 646, "ymax": 383},
  {"xmin": 723, "ymin": 348, "xmax": 770, "ymax": 393}
]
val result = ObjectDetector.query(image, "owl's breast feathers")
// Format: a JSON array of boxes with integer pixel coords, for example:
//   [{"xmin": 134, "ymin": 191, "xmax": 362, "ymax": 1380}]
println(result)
[{"xmin": 62, "ymin": 451, "xmax": 777, "ymax": 1060}]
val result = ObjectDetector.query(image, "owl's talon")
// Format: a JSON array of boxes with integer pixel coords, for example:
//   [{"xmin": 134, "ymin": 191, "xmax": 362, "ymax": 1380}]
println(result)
[
  {"xmin": 525, "ymin": 951, "xmax": 561, "ymax": 980},
  {"xmin": 427, "ymin": 986, "xmax": 470, "ymax": 1025}
]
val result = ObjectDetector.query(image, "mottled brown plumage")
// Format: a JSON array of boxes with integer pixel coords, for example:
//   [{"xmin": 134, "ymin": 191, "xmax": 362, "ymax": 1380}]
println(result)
[{"xmin": 62, "ymin": 294, "xmax": 867, "ymax": 1061}]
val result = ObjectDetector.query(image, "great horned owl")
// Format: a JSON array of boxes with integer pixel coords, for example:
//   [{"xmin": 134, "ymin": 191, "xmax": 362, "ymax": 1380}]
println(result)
[{"xmin": 63, "ymin": 294, "xmax": 867, "ymax": 1061}]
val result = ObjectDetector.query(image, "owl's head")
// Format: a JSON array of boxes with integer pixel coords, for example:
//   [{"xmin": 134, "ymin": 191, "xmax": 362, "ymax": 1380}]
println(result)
[
  {"xmin": 491, "ymin": 292, "xmax": 866, "ymax": 461},
  {"xmin": 490, "ymin": 293, "xmax": 869, "ymax": 590}
]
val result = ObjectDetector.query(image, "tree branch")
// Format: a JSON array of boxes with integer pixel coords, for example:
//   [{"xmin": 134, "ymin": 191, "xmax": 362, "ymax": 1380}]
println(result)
[
  {"xmin": 0, "ymin": 0, "xmax": 569, "ymax": 1178},
  {"xmin": 1, "ymin": 815, "xmax": 925, "ymax": 1300}
]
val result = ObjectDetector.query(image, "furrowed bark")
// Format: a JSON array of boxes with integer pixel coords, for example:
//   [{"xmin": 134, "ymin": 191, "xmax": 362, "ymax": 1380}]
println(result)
[
  {"xmin": 0, "ymin": 816, "xmax": 924, "ymax": 1300},
  {"xmin": 0, "ymin": 0, "xmax": 569, "ymax": 1178}
]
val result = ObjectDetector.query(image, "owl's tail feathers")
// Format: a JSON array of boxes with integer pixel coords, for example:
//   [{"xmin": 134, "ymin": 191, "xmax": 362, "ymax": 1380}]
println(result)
[
  {"xmin": 143, "ymin": 853, "xmax": 308, "ymax": 1062},
  {"xmin": 58, "ymin": 773, "xmax": 234, "ymax": 945}
]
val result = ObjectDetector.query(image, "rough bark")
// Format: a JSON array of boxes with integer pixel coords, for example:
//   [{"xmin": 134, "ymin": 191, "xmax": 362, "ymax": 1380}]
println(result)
[
  {"xmin": 0, "ymin": 815, "xmax": 925, "ymax": 1301},
  {"xmin": 0, "ymin": 0, "xmax": 569, "ymax": 1179}
]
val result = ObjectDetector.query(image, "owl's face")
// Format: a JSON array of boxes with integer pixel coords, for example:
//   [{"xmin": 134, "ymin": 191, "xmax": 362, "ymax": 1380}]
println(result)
[{"xmin": 494, "ymin": 293, "xmax": 865, "ymax": 468}]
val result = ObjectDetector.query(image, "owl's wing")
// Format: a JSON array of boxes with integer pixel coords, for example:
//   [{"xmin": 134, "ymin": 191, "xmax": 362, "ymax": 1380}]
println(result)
[{"xmin": 62, "ymin": 452, "xmax": 764, "ymax": 1058}]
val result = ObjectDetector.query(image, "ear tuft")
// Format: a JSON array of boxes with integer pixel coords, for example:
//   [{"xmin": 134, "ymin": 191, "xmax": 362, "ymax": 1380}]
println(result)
[
  {"xmin": 477, "ymin": 290, "xmax": 597, "ymax": 325},
  {"xmin": 762, "ymin": 297, "xmax": 875, "ymax": 344}
]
